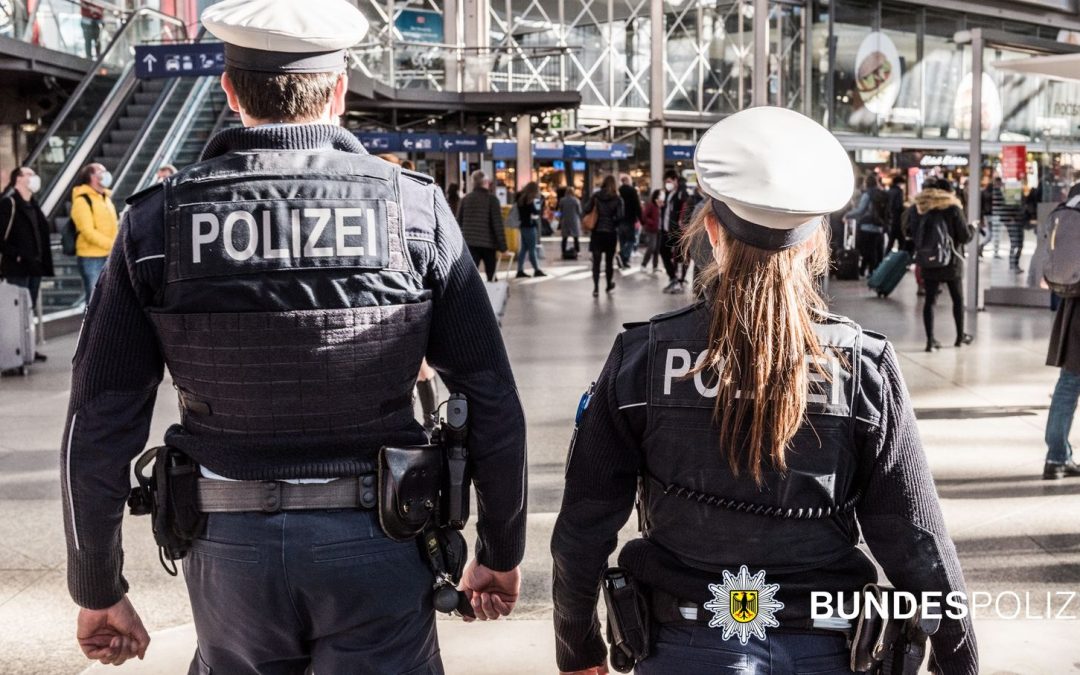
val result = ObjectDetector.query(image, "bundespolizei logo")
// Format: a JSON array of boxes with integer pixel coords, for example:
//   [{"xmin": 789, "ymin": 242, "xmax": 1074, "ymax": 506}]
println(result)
[{"xmin": 704, "ymin": 565, "xmax": 784, "ymax": 645}]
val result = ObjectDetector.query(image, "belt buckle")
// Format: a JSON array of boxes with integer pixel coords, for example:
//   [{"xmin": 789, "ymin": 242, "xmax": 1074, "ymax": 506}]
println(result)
[{"xmin": 261, "ymin": 481, "xmax": 282, "ymax": 513}]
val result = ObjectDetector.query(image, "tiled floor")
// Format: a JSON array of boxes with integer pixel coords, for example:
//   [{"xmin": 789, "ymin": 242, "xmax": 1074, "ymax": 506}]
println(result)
[{"xmin": 3, "ymin": 241, "xmax": 1079, "ymax": 674}]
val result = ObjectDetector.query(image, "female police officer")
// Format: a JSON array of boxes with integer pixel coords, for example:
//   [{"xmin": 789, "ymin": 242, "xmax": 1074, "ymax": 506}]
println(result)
[{"xmin": 551, "ymin": 107, "xmax": 977, "ymax": 675}]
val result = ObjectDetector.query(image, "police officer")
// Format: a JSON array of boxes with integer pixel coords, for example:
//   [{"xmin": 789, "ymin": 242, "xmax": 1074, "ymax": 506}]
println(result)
[
  {"xmin": 61, "ymin": 0, "xmax": 526, "ymax": 671},
  {"xmin": 551, "ymin": 108, "xmax": 977, "ymax": 674}
]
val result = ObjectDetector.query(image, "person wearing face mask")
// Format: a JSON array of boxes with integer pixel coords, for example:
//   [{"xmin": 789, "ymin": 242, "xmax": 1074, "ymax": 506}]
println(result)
[
  {"xmin": 659, "ymin": 169, "xmax": 690, "ymax": 293},
  {"xmin": 1, "ymin": 167, "xmax": 54, "ymax": 362},
  {"xmin": 69, "ymin": 163, "xmax": 119, "ymax": 303}
]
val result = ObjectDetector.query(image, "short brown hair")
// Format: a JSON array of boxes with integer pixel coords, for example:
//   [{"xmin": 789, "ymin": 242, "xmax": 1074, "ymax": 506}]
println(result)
[{"xmin": 225, "ymin": 66, "xmax": 340, "ymax": 122}]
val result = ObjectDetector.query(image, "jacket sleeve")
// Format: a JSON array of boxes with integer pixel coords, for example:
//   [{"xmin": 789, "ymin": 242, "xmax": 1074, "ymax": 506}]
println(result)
[
  {"xmin": 845, "ymin": 192, "xmax": 871, "ymax": 222},
  {"xmin": 551, "ymin": 334, "xmax": 640, "ymax": 672},
  {"xmin": 61, "ymin": 213, "xmax": 164, "ymax": 609},
  {"xmin": 71, "ymin": 196, "xmax": 115, "ymax": 252},
  {"xmin": 422, "ymin": 184, "xmax": 526, "ymax": 570},
  {"xmin": 856, "ymin": 343, "xmax": 977, "ymax": 675},
  {"xmin": 490, "ymin": 195, "xmax": 507, "ymax": 250},
  {"xmin": 0, "ymin": 197, "xmax": 14, "ymax": 257},
  {"xmin": 951, "ymin": 207, "xmax": 973, "ymax": 247}
]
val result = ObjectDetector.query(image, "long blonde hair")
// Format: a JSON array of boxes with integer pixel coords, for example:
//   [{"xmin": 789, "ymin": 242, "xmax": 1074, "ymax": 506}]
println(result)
[{"xmin": 683, "ymin": 205, "xmax": 831, "ymax": 484}]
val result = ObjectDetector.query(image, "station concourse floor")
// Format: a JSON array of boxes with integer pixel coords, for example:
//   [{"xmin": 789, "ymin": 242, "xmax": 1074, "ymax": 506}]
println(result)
[{"xmin": 2, "ymin": 242, "xmax": 1079, "ymax": 674}]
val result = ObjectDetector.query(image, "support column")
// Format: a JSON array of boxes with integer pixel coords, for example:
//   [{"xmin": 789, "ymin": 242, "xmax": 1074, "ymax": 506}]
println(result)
[
  {"xmin": 463, "ymin": 0, "xmax": 490, "ymax": 92},
  {"xmin": 649, "ymin": 0, "xmax": 665, "ymax": 191},
  {"xmin": 444, "ymin": 0, "xmax": 460, "ymax": 92},
  {"xmin": 752, "ymin": 0, "xmax": 769, "ymax": 107},
  {"xmin": 965, "ymin": 30, "xmax": 983, "ymax": 332},
  {"xmin": 516, "ymin": 115, "xmax": 532, "ymax": 190}
]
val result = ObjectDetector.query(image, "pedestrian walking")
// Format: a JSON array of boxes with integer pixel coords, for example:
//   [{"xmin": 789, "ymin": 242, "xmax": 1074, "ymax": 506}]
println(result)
[
  {"xmin": 457, "ymin": 170, "xmax": 506, "ymax": 281},
  {"xmin": 639, "ymin": 189, "xmax": 661, "ymax": 272},
  {"xmin": 992, "ymin": 176, "xmax": 1025, "ymax": 273},
  {"xmin": 61, "ymin": 1, "xmax": 526, "ymax": 671},
  {"xmin": 659, "ymin": 169, "xmax": 689, "ymax": 293},
  {"xmin": 583, "ymin": 175, "xmax": 623, "ymax": 297},
  {"xmin": 446, "ymin": 182, "xmax": 461, "ymax": 217},
  {"xmin": 551, "ymin": 106, "xmax": 976, "ymax": 675},
  {"xmin": 557, "ymin": 186, "xmax": 582, "ymax": 258},
  {"xmin": 515, "ymin": 181, "xmax": 546, "ymax": 278},
  {"xmin": 905, "ymin": 178, "xmax": 974, "ymax": 351},
  {"xmin": 69, "ymin": 162, "xmax": 118, "ymax": 303},
  {"xmin": 0, "ymin": 166, "xmax": 53, "ymax": 363},
  {"xmin": 886, "ymin": 172, "xmax": 906, "ymax": 252},
  {"xmin": 845, "ymin": 173, "xmax": 889, "ymax": 276},
  {"xmin": 617, "ymin": 175, "xmax": 642, "ymax": 267}
]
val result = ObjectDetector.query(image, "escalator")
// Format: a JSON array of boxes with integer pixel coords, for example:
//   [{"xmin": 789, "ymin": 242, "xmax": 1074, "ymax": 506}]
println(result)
[{"xmin": 20, "ymin": 10, "xmax": 235, "ymax": 314}]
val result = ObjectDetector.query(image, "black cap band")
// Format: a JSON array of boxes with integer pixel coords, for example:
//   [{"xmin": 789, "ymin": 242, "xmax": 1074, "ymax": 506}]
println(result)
[
  {"xmin": 224, "ymin": 44, "xmax": 347, "ymax": 73},
  {"xmin": 711, "ymin": 199, "xmax": 820, "ymax": 251}
]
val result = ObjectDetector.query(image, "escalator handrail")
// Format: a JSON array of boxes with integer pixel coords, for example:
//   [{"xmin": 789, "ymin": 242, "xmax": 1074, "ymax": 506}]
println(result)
[
  {"xmin": 22, "ymin": 7, "xmax": 189, "ymax": 169},
  {"xmin": 113, "ymin": 27, "xmax": 209, "ymax": 194},
  {"xmin": 132, "ymin": 75, "xmax": 216, "ymax": 193}
]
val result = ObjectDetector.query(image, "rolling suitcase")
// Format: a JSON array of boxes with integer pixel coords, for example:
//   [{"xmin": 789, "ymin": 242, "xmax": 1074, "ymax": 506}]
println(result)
[
  {"xmin": 0, "ymin": 281, "xmax": 35, "ymax": 374},
  {"xmin": 868, "ymin": 250, "xmax": 912, "ymax": 298},
  {"xmin": 833, "ymin": 218, "xmax": 861, "ymax": 280}
]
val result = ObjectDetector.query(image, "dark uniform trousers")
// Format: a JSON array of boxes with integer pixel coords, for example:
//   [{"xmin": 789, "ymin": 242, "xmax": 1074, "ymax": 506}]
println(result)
[
  {"xmin": 184, "ymin": 510, "xmax": 441, "ymax": 675},
  {"xmin": 637, "ymin": 626, "xmax": 854, "ymax": 675}
]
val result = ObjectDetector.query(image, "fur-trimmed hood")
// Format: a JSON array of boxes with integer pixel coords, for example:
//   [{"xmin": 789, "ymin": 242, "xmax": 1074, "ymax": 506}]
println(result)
[{"xmin": 914, "ymin": 188, "xmax": 963, "ymax": 215}]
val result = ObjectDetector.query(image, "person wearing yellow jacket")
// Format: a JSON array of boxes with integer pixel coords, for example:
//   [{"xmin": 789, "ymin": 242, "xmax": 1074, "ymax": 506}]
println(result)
[{"xmin": 70, "ymin": 163, "xmax": 118, "ymax": 303}]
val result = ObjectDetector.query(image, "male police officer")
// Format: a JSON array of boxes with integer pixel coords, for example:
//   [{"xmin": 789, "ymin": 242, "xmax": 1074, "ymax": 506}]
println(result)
[{"xmin": 61, "ymin": 0, "xmax": 526, "ymax": 671}]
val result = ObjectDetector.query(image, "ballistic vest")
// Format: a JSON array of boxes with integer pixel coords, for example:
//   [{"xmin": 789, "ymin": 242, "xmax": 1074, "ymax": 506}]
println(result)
[
  {"xmin": 632, "ymin": 303, "xmax": 886, "ymax": 575},
  {"xmin": 143, "ymin": 136, "xmax": 429, "ymax": 462}
]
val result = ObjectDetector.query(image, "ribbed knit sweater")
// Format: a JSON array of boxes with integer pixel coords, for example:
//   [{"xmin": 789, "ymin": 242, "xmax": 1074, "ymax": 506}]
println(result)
[{"xmin": 61, "ymin": 124, "xmax": 527, "ymax": 609}]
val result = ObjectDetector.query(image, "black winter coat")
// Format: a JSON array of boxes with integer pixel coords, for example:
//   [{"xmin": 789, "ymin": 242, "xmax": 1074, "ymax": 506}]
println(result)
[
  {"xmin": 904, "ymin": 189, "xmax": 972, "ymax": 282},
  {"xmin": 618, "ymin": 184, "xmax": 642, "ymax": 229},
  {"xmin": 0, "ymin": 191, "xmax": 54, "ymax": 278},
  {"xmin": 1049, "ymin": 298, "xmax": 1080, "ymax": 374},
  {"xmin": 584, "ymin": 192, "xmax": 623, "ymax": 234}
]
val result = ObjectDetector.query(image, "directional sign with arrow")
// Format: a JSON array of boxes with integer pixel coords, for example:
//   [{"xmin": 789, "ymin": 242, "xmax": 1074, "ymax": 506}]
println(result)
[{"xmin": 135, "ymin": 43, "xmax": 225, "ymax": 80}]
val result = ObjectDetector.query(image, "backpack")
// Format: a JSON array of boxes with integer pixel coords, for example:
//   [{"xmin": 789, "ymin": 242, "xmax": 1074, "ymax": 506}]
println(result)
[
  {"xmin": 913, "ymin": 209, "xmax": 953, "ymax": 271},
  {"xmin": 1044, "ymin": 200, "xmax": 1080, "ymax": 297},
  {"xmin": 62, "ymin": 194, "xmax": 92, "ymax": 256},
  {"xmin": 869, "ymin": 188, "xmax": 890, "ymax": 229},
  {"xmin": 505, "ymin": 203, "xmax": 521, "ymax": 229}
]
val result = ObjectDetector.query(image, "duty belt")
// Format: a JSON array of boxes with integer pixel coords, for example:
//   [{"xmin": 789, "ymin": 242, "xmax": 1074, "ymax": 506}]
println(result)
[
  {"xmin": 196, "ymin": 475, "xmax": 378, "ymax": 513},
  {"xmin": 650, "ymin": 589, "xmax": 853, "ymax": 638}
]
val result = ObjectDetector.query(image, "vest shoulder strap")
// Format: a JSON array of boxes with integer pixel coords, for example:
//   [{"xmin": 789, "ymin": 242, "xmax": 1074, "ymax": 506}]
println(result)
[
  {"xmin": 649, "ymin": 302, "xmax": 700, "ymax": 324},
  {"xmin": 401, "ymin": 168, "xmax": 434, "ymax": 186},
  {"xmin": 125, "ymin": 182, "xmax": 163, "ymax": 207}
]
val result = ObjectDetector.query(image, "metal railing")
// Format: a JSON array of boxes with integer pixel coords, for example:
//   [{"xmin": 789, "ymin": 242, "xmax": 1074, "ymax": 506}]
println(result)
[{"xmin": 23, "ymin": 6, "xmax": 188, "ymax": 216}]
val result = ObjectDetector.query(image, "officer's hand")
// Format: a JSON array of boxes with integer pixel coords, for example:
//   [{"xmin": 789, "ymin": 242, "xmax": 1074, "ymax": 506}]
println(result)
[
  {"xmin": 560, "ymin": 666, "xmax": 609, "ymax": 675},
  {"xmin": 459, "ymin": 559, "xmax": 519, "ymax": 621},
  {"xmin": 76, "ymin": 595, "xmax": 150, "ymax": 666}
]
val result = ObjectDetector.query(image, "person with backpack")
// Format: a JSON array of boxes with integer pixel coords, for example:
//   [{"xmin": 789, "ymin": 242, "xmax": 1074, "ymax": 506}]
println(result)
[
  {"xmin": 1042, "ymin": 183, "xmax": 1080, "ymax": 480},
  {"xmin": 70, "ymin": 163, "xmax": 118, "ymax": 303},
  {"xmin": 844, "ymin": 173, "xmax": 889, "ymax": 276},
  {"xmin": 905, "ymin": 178, "xmax": 974, "ymax": 352}
]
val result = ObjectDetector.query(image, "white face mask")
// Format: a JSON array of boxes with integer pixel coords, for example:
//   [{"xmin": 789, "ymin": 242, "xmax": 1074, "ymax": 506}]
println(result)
[
  {"xmin": 99, "ymin": 171, "xmax": 113, "ymax": 189},
  {"xmin": 26, "ymin": 175, "xmax": 41, "ymax": 194},
  {"xmin": 665, "ymin": 181, "xmax": 675, "ymax": 192}
]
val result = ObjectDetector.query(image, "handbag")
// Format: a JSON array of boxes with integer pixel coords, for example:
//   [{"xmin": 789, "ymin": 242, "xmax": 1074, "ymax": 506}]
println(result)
[{"xmin": 582, "ymin": 202, "xmax": 598, "ymax": 232}]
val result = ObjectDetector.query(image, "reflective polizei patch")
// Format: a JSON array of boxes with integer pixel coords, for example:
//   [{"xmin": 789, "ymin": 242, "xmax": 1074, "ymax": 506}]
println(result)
[{"xmin": 174, "ymin": 198, "xmax": 391, "ymax": 281}]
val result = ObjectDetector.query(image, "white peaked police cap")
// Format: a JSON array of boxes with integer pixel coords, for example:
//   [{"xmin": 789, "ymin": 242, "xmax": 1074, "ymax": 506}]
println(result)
[
  {"xmin": 693, "ymin": 107, "xmax": 855, "ymax": 250},
  {"xmin": 202, "ymin": 0, "xmax": 369, "ymax": 73}
]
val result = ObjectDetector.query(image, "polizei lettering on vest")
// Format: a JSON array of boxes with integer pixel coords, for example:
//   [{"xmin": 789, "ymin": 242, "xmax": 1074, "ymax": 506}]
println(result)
[
  {"xmin": 191, "ymin": 207, "xmax": 379, "ymax": 263},
  {"xmin": 662, "ymin": 348, "xmax": 842, "ymax": 404}
]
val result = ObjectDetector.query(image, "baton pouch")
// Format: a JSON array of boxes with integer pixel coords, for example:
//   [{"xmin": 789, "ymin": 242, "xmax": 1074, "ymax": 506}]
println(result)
[
  {"xmin": 130, "ymin": 446, "xmax": 206, "ymax": 569},
  {"xmin": 850, "ymin": 583, "xmax": 939, "ymax": 675},
  {"xmin": 601, "ymin": 567, "xmax": 651, "ymax": 673},
  {"xmin": 378, "ymin": 445, "xmax": 443, "ymax": 541}
]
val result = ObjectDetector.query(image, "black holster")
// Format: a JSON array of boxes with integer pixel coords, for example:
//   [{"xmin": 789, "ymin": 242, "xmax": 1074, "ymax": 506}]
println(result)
[
  {"xmin": 601, "ymin": 568, "xmax": 651, "ymax": 673},
  {"xmin": 128, "ymin": 446, "xmax": 206, "ymax": 573},
  {"xmin": 850, "ymin": 584, "xmax": 940, "ymax": 675}
]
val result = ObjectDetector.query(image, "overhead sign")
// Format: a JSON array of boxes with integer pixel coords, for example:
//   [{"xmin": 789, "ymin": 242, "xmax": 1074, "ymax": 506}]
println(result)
[
  {"xmin": 664, "ymin": 144, "xmax": 695, "ymax": 161},
  {"xmin": 585, "ymin": 142, "xmax": 632, "ymax": 160},
  {"xmin": 134, "ymin": 43, "xmax": 224, "ymax": 79},
  {"xmin": 354, "ymin": 132, "xmax": 487, "ymax": 154},
  {"xmin": 489, "ymin": 141, "xmax": 631, "ymax": 161},
  {"xmin": 394, "ymin": 9, "xmax": 444, "ymax": 44},
  {"xmin": 534, "ymin": 142, "xmax": 565, "ymax": 160},
  {"xmin": 564, "ymin": 143, "xmax": 587, "ymax": 160}
]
